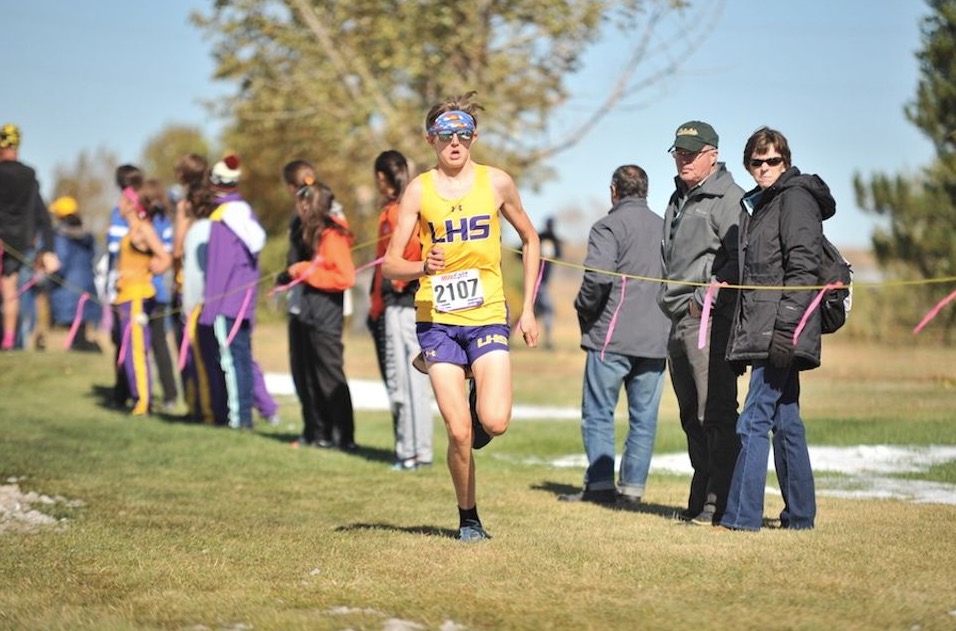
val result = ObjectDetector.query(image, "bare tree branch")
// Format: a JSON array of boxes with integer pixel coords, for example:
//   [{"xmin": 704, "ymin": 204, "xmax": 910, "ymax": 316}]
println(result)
[
  {"xmin": 523, "ymin": 0, "xmax": 726, "ymax": 163},
  {"xmin": 285, "ymin": 0, "xmax": 390, "ymax": 141}
]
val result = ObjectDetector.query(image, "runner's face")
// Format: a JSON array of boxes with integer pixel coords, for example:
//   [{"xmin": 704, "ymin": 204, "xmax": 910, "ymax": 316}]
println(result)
[{"xmin": 429, "ymin": 131, "xmax": 476, "ymax": 168}]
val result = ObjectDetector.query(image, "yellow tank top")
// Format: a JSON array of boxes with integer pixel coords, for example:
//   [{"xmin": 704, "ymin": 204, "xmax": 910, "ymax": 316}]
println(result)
[
  {"xmin": 415, "ymin": 164, "xmax": 506, "ymax": 325},
  {"xmin": 115, "ymin": 234, "xmax": 157, "ymax": 303}
]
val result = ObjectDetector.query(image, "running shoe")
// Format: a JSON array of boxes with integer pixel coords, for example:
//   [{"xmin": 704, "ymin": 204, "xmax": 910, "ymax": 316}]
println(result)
[{"xmin": 457, "ymin": 520, "xmax": 491, "ymax": 542}]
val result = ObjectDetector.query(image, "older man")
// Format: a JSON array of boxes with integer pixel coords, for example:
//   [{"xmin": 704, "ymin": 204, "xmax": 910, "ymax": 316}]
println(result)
[{"xmin": 659, "ymin": 121, "xmax": 743, "ymax": 525}]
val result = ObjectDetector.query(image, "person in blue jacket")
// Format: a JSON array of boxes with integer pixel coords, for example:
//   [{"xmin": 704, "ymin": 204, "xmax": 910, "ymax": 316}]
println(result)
[{"xmin": 49, "ymin": 196, "xmax": 101, "ymax": 352}]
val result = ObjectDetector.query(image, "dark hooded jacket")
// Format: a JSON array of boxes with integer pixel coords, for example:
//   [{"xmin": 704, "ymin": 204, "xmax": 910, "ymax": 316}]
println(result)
[{"xmin": 725, "ymin": 167, "xmax": 836, "ymax": 371}]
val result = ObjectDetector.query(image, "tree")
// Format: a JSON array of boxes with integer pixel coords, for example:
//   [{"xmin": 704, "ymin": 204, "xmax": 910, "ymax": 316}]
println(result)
[
  {"xmin": 192, "ymin": 0, "xmax": 721, "ymax": 245},
  {"xmin": 50, "ymin": 146, "xmax": 119, "ymax": 242},
  {"xmin": 854, "ymin": 0, "xmax": 956, "ymax": 340},
  {"xmin": 140, "ymin": 124, "xmax": 213, "ymax": 186}
]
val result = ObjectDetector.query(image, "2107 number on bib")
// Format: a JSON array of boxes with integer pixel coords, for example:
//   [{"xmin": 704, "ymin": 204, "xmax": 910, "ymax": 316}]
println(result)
[{"xmin": 433, "ymin": 268, "xmax": 484, "ymax": 313}]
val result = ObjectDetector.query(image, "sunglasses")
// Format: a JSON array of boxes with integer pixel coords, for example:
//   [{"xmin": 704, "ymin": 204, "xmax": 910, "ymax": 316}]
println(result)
[
  {"xmin": 435, "ymin": 131, "xmax": 474, "ymax": 142},
  {"xmin": 749, "ymin": 156, "xmax": 785, "ymax": 168}
]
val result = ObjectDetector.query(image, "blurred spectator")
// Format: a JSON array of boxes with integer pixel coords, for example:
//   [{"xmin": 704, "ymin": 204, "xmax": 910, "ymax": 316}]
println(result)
[
  {"xmin": 0, "ymin": 123, "xmax": 58, "ymax": 350},
  {"xmin": 49, "ymin": 196, "xmax": 101, "ymax": 352},
  {"xmin": 284, "ymin": 169, "xmax": 357, "ymax": 450},
  {"xmin": 535, "ymin": 216, "xmax": 562, "ymax": 350},
  {"xmin": 372, "ymin": 149, "xmax": 434, "ymax": 470},
  {"xmin": 144, "ymin": 178, "xmax": 178, "ymax": 410}
]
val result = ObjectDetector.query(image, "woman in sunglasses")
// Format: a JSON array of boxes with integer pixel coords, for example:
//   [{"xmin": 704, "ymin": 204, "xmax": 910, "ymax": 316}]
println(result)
[{"xmin": 721, "ymin": 127, "xmax": 837, "ymax": 531}]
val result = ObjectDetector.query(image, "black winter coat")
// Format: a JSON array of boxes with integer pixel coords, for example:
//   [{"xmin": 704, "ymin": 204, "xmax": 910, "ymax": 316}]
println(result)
[{"xmin": 725, "ymin": 167, "xmax": 836, "ymax": 371}]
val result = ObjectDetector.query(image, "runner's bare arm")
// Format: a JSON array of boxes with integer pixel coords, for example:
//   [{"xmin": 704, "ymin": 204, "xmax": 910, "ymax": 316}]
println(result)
[
  {"xmin": 383, "ymin": 177, "xmax": 436, "ymax": 281},
  {"xmin": 491, "ymin": 167, "xmax": 540, "ymax": 347}
]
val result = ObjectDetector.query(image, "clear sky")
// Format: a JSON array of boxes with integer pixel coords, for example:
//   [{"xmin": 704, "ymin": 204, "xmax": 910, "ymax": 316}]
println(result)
[{"xmin": 2, "ymin": 0, "xmax": 935, "ymax": 248}]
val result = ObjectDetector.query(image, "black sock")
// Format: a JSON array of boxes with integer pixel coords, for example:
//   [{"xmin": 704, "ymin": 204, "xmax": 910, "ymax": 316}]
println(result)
[{"xmin": 458, "ymin": 505, "xmax": 480, "ymax": 527}]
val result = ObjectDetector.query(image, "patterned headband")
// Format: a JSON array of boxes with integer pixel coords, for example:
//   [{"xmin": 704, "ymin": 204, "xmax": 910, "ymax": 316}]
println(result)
[{"xmin": 428, "ymin": 110, "xmax": 476, "ymax": 136}]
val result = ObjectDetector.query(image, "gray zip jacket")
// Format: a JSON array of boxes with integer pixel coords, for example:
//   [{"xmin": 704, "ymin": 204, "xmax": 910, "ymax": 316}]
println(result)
[
  {"xmin": 659, "ymin": 164, "xmax": 743, "ymax": 320},
  {"xmin": 574, "ymin": 196, "xmax": 671, "ymax": 358}
]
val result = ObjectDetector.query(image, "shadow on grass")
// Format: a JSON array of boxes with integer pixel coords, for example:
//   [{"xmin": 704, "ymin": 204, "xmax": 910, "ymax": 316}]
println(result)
[
  {"xmin": 335, "ymin": 522, "xmax": 458, "ymax": 539},
  {"xmin": 255, "ymin": 431, "xmax": 396, "ymax": 464},
  {"xmin": 90, "ymin": 383, "xmax": 124, "ymax": 412},
  {"xmin": 531, "ymin": 480, "xmax": 686, "ymax": 520}
]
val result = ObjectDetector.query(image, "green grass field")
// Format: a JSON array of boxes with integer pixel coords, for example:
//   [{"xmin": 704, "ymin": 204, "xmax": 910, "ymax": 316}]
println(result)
[{"xmin": 1, "ymin": 319, "xmax": 955, "ymax": 630}]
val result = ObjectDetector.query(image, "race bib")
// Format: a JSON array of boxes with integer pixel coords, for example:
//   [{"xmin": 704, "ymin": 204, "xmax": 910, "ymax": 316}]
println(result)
[{"xmin": 433, "ymin": 268, "xmax": 484, "ymax": 313}]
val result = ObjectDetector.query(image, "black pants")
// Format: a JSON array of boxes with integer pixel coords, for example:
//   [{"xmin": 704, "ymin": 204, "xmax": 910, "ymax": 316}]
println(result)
[
  {"xmin": 149, "ymin": 305, "xmax": 178, "ymax": 405},
  {"xmin": 289, "ymin": 317, "xmax": 322, "ymax": 442},
  {"xmin": 301, "ymin": 324, "xmax": 355, "ymax": 447},
  {"xmin": 667, "ymin": 313, "xmax": 740, "ymax": 521},
  {"xmin": 111, "ymin": 307, "xmax": 130, "ymax": 406}
]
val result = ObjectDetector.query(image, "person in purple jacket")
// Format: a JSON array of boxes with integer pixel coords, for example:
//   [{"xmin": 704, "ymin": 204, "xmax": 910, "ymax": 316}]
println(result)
[{"xmin": 199, "ymin": 155, "xmax": 276, "ymax": 429}]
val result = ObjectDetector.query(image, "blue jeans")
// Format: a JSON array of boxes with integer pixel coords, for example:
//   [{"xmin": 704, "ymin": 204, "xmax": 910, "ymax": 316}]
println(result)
[
  {"xmin": 214, "ymin": 316, "xmax": 253, "ymax": 429},
  {"xmin": 721, "ymin": 362, "xmax": 816, "ymax": 531},
  {"xmin": 581, "ymin": 350, "xmax": 665, "ymax": 497}
]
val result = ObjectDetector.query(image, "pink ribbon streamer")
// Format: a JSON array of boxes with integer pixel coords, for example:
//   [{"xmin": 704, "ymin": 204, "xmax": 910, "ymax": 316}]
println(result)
[
  {"xmin": 697, "ymin": 281, "xmax": 725, "ymax": 349},
  {"xmin": 116, "ymin": 320, "xmax": 131, "ymax": 368},
  {"xmin": 178, "ymin": 307, "xmax": 201, "ymax": 371},
  {"xmin": 793, "ymin": 281, "xmax": 843, "ymax": 345},
  {"xmin": 17, "ymin": 274, "xmax": 39, "ymax": 296},
  {"xmin": 177, "ymin": 325, "xmax": 190, "ymax": 372},
  {"xmin": 600, "ymin": 275, "xmax": 628, "ymax": 361},
  {"xmin": 355, "ymin": 256, "xmax": 383, "ymax": 274},
  {"xmin": 225, "ymin": 288, "xmax": 253, "ymax": 346},
  {"xmin": 63, "ymin": 293, "xmax": 89, "ymax": 350},
  {"xmin": 269, "ymin": 255, "xmax": 326, "ymax": 296},
  {"xmin": 912, "ymin": 286, "xmax": 956, "ymax": 335},
  {"xmin": 271, "ymin": 255, "xmax": 379, "ymax": 297}
]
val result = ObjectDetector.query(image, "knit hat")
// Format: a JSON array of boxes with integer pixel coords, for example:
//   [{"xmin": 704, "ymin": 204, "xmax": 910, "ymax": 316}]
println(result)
[
  {"xmin": 210, "ymin": 154, "xmax": 241, "ymax": 188},
  {"xmin": 0, "ymin": 123, "xmax": 21, "ymax": 149},
  {"xmin": 50, "ymin": 196, "xmax": 79, "ymax": 217}
]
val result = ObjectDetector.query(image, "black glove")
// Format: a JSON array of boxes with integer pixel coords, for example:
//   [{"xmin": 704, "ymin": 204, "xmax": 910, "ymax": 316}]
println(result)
[
  {"xmin": 729, "ymin": 360, "xmax": 747, "ymax": 377},
  {"xmin": 768, "ymin": 330, "xmax": 794, "ymax": 369}
]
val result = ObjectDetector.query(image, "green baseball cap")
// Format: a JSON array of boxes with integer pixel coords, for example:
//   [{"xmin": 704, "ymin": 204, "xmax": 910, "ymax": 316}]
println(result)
[{"xmin": 669, "ymin": 121, "xmax": 718, "ymax": 152}]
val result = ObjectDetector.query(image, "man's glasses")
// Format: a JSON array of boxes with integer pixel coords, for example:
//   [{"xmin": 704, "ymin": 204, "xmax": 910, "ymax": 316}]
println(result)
[
  {"xmin": 435, "ymin": 131, "xmax": 474, "ymax": 142},
  {"xmin": 749, "ymin": 157, "xmax": 785, "ymax": 168},
  {"xmin": 671, "ymin": 148, "xmax": 714, "ymax": 160}
]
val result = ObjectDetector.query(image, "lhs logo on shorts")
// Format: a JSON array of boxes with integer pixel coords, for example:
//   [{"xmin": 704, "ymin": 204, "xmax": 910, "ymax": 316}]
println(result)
[
  {"xmin": 476, "ymin": 333, "xmax": 509, "ymax": 348},
  {"xmin": 428, "ymin": 215, "xmax": 491, "ymax": 243}
]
